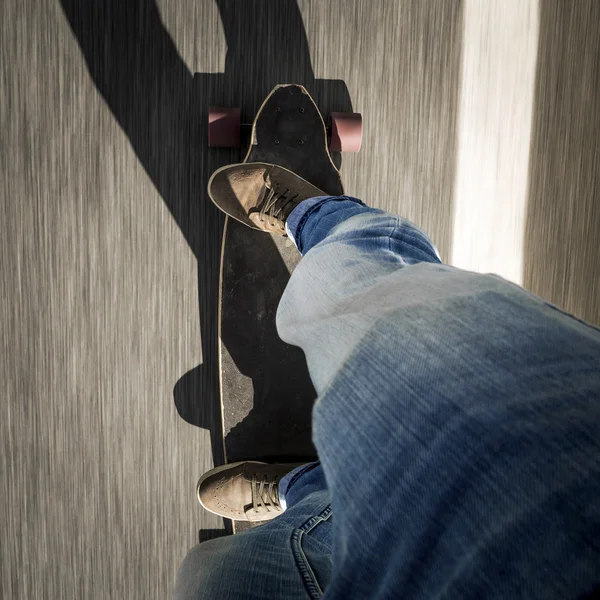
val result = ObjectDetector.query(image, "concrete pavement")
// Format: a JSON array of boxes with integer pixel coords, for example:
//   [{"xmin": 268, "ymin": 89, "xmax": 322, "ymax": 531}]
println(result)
[{"xmin": 1, "ymin": 1, "xmax": 598, "ymax": 597}]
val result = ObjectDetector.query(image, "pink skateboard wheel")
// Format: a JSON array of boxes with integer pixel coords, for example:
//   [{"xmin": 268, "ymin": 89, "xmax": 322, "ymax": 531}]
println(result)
[
  {"xmin": 208, "ymin": 107, "xmax": 241, "ymax": 148},
  {"xmin": 330, "ymin": 112, "xmax": 363, "ymax": 152}
]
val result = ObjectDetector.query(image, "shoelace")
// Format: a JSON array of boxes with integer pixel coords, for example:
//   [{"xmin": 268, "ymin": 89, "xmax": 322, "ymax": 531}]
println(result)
[
  {"xmin": 251, "ymin": 473, "xmax": 282, "ymax": 514},
  {"xmin": 257, "ymin": 183, "xmax": 299, "ymax": 229}
]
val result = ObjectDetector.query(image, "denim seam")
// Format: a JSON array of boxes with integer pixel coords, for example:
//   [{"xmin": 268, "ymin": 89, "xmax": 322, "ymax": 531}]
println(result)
[
  {"xmin": 388, "ymin": 216, "xmax": 400, "ymax": 254},
  {"xmin": 291, "ymin": 529, "xmax": 323, "ymax": 599},
  {"xmin": 392, "ymin": 225, "xmax": 440, "ymax": 261},
  {"xmin": 298, "ymin": 505, "xmax": 333, "ymax": 534},
  {"xmin": 290, "ymin": 505, "xmax": 332, "ymax": 599},
  {"xmin": 397, "ymin": 230, "xmax": 432, "ymax": 252}
]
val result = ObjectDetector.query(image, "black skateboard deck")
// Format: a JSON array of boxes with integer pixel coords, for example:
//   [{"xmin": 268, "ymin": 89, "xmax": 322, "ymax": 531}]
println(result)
[{"xmin": 218, "ymin": 85, "xmax": 343, "ymax": 531}]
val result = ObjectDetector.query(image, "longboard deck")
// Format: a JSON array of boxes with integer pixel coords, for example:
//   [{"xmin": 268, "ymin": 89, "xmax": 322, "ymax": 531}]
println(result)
[{"xmin": 219, "ymin": 85, "xmax": 343, "ymax": 532}]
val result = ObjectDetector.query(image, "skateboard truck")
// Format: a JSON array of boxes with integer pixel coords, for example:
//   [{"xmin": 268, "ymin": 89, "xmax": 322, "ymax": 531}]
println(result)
[{"xmin": 208, "ymin": 103, "xmax": 363, "ymax": 152}]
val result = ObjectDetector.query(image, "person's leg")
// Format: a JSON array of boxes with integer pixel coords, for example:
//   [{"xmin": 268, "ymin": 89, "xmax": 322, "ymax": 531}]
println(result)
[
  {"xmin": 175, "ymin": 194, "xmax": 445, "ymax": 600},
  {"xmin": 175, "ymin": 463, "xmax": 332, "ymax": 600},
  {"xmin": 279, "ymin": 196, "xmax": 441, "ymax": 393},
  {"xmin": 276, "ymin": 196, "xmax": 600, "ymax": 598},
  {"xmin": 179, "ymin": 176, "xmax": 600, "ymax": 599}
]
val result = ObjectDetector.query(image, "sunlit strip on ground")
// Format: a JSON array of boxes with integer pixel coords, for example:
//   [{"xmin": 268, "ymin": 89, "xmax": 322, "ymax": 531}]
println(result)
[{"xmin": 451, "ymin": 0, "xmax": 539, "ymax": 284}]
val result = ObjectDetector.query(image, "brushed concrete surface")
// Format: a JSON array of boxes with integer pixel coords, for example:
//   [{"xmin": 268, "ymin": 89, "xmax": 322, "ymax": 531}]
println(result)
[{"xmin": 1, "ymin": 1, "xmax": 598, "ymax": 598}]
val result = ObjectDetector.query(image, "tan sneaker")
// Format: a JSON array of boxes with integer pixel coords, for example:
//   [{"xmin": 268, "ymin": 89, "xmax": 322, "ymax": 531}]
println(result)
[
  {"xmin": 196, "ymin": 461, "xmax": 304, "ymax": 522},
  {"xmin": 208, "ymin": 162, "xmax": 325, "ymax": 235}
]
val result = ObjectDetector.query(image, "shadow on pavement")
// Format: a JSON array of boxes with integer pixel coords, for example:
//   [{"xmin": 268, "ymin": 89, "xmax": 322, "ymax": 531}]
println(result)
[
  {"xmin": 58, "ymin": 0, "xmax": 352, "ymax": 476},
  {"xmin": 524, "ymin": 0, "xmax": 600, "ymax": 325},
  {"xmin": 197, "ymin": 526, "xmax": 232, "ymax": 543}
]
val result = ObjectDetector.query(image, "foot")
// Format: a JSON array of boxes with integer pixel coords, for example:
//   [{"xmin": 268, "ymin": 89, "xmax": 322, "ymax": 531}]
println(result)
[
  {"xmin": 196, "ymin": 461, "xmax": 304, "ymax": 522},
  {"xmin": 208, "ymin": 162, "xmax": 325, "ymax": 235}
]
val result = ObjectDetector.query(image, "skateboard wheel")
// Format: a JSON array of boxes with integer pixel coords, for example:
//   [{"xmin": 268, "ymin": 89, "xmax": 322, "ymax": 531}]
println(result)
[
  {"xmin": 208, "ymin": 107, "xmax": 241, "ymax": 148},
  {"xmin": 330, "ymin": 112, "xmax": 363, "ymax": 152}
]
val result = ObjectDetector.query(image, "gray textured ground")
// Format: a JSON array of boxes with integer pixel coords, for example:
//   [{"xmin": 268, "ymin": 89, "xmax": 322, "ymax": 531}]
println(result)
[{"xmin": 1, "ymin": 1, "xmax": 598, "ymax": 598}]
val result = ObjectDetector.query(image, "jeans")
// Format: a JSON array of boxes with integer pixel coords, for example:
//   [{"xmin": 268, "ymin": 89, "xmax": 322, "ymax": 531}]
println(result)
[{"xmin": 175, "ymin": 197, "xmax": 600, "ymax": 599}]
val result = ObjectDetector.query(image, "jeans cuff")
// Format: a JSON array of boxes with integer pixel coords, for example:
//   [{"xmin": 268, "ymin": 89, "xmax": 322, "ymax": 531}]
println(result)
[
  {"xmin": 279, "ymin": 461, "xmax": 321, "ymax": 510},
  {"xmin": 285, "ymin": 196, "xmax": 331, "ymax": 248},
  {"xmin": 286, "ymin": 196, "xmax": 365, "ymax": 253}
]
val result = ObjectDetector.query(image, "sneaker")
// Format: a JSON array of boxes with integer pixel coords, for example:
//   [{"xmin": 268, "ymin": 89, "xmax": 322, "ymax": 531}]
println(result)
[
  {"xmin": 208, "ymin": 162, "xmax": 325, "ymax": 236},
  {"xmin": 196, "ymin": 461, "xmax": 304, "ymax": 522}
]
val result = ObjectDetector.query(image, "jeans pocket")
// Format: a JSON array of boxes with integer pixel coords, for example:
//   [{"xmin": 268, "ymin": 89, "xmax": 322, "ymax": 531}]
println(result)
[{"xmin": 291, "ymin": 506, "xmax": 333, "ymax": 599}]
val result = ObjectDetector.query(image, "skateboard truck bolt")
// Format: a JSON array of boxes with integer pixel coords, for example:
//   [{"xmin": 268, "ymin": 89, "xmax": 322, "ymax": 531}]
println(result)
[
  {"xmin": 298, "ymin": 140, "xmax": 304, "ymax": 146},
  {"xmin": 298, "ymin": 107, "xmax": 305, "ymax": 114}
]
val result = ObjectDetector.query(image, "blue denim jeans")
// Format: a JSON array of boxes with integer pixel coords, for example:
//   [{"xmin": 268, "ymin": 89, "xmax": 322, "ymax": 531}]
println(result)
[{"xmin": 175, "ymin": 197, "xmax": 600, "ymax": 599}]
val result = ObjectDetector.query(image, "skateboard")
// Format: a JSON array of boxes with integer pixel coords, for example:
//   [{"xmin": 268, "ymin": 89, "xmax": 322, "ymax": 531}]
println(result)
[{"xmin": 208, "ymin": 84, "xmax": 362, "ymax": 532}]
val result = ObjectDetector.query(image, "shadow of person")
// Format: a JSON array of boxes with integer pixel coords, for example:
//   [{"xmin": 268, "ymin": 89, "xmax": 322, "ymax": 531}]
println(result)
[{"xmin": 59, "ymin": 0, "xmax": 353, "ymax": 469}]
